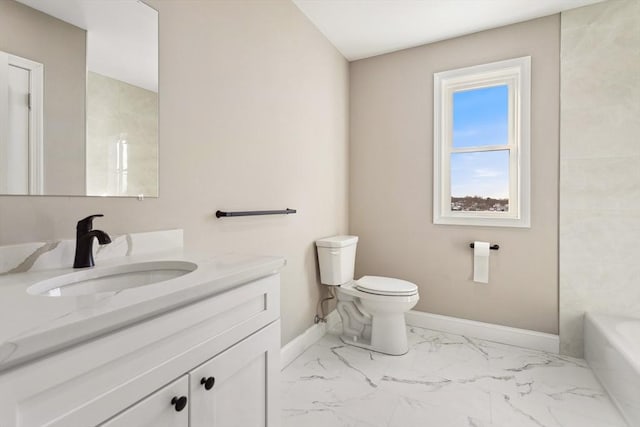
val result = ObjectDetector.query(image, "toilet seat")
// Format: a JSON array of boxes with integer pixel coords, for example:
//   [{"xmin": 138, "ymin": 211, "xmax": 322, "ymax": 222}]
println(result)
[{"xmin": 355, "ymin": 276, "xmax": 418, "ymax": 297}]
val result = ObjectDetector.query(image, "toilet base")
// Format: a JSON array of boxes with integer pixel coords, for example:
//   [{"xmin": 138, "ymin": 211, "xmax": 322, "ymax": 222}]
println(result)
[
  {"xmin": 339, "ymin": 312, "xmax": 410, "ymax": 356},
  {"xmin": 335, "ymin": 283, "xmax": 417, "ymax": 356}
]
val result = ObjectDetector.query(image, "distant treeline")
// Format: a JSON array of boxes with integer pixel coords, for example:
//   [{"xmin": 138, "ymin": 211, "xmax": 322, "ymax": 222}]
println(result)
[
  {"xmin": 451, "ymin": 196, "xmax": 508, "ymax": 204},
  {"xmin": 451, "ymin": 196, "xmax": 509, "ymax": 211}
]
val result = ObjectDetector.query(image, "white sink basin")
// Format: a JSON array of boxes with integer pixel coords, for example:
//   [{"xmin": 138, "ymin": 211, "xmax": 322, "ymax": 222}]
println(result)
[{"xmin": 27, "ymin": 261, "xmax": 198, "ymax": 297}]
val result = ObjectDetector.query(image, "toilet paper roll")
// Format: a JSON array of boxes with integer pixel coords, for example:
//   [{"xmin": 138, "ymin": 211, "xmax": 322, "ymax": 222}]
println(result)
[{"xmin": 473, "ymin": 241, "xmax": 490, "ymax": 283}]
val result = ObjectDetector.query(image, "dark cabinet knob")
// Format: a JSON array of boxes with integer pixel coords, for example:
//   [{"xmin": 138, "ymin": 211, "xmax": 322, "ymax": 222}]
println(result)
[
  {"xmin": 171, "ymin": 396, "xmax": 188, "ymax": 412},
  {"xmin": 200, "ymin": 376, "xmax": 215, "ymax": 390}
]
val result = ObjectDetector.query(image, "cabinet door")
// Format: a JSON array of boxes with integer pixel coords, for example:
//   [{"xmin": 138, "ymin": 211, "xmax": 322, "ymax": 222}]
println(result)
[
  {"xmin": 100, "ymin": 375, "xmax": 189, "ymax": 427},
  {"xmin": 189, "ymin": 320, "xmax": 280, "ymax": 427}
]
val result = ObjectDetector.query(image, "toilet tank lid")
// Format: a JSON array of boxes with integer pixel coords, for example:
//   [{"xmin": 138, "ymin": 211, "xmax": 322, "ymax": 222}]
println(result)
[{"xmin": 315, "ymin": 235, "xmax": 358, "ymax": 248}]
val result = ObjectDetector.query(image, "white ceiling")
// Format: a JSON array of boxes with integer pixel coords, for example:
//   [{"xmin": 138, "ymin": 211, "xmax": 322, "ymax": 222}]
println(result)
[
  {"xmin": 292, "ymin": 0, "xmax": 605, "ymax": 61},
  {"xmin": 16, "ymin": 0, "xmax": 158, "ymax": 92}
]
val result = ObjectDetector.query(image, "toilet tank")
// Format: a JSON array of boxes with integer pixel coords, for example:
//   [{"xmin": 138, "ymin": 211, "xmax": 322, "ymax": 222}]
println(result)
[{"xmin": 315, "ymin": 235, "xmax": 358, "ymax": 286}]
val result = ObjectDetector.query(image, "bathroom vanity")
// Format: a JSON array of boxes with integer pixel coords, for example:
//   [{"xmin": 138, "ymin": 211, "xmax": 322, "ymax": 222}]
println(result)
[{"xmin": 0, "ymin": 230, "xmax": 284, "ymax": 427}]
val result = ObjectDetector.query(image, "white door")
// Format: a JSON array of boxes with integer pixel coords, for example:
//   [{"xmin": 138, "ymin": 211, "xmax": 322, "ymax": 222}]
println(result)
[
  {"xmin": 189, "ymin": 321, "xmax": 280, "ymax": 427},
  {"xmin": 0, "ymin": 51, "xmax": 43, "ymax": 194},
  {"xmin": 5, "ymin": 63, "xmax": 30, "ymax": 194},
  {"xmin": 99, "ymin": 375, "xmax": 189, "ymax": 427}
]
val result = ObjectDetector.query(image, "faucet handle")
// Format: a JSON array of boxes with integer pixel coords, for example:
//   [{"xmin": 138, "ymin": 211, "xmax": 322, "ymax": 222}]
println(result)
[{"xmin": 77, "ymin": 214, "xmax": 104, "ymax": 233}]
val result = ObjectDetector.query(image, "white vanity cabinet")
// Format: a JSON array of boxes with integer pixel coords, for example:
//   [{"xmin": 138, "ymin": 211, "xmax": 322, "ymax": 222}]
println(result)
[
  {"xmin": 0, "ymin": 271, "xmax": 281, "ymax": 427},
  {"xmin": 100, "ymin": 320, "xmax": 279, "ymax": 427}
]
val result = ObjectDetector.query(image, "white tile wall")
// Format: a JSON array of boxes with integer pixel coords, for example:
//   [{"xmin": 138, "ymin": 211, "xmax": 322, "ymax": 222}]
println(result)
[{"xmin": 559, "ymin": 0, "xmax": 640, "ymax": 356}]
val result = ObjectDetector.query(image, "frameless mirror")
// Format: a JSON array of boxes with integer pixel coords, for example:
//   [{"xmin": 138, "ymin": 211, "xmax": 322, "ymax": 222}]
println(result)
[{"xmin": 0, "ymin": 0, "xmax": 158, "ymax": 197}]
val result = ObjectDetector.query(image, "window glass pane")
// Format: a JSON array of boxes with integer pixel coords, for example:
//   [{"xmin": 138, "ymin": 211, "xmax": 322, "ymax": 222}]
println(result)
[
  {"xmin": 453, "ymin": 85, "xmax": 508, "ymax": 148},
  {"xmin": 450, "ymin": 150, "xmax": 509, "ymax": 212}
]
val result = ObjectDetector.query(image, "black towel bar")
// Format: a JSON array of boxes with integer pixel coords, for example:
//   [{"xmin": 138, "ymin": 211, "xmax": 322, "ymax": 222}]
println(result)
[{"xmin": 216, "ymin": 208, "xmax": 297, "ymax": 218}]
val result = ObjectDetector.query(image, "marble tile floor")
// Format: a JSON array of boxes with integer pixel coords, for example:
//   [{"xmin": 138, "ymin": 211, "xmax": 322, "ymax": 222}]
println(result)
[{"xmin": 281, "ymin": 325, "xmax": 628, "ymax": 427}]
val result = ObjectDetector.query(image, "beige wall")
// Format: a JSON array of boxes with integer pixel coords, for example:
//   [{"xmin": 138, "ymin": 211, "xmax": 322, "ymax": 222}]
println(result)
[
  {"xmin": 0, "ymin": 0, "xmax": 86, "ymax": 195},
  {"xmin": 0, "ymin": 0, "xmax": 349, "ymax": 345},
  {"xmin": 350, "ymin": 15, "xmax": 560, "ymax": 334},
  {"xmin": 86, "ymin": 72, "xmax": 158, "ymax": 197},
  {"xmin": 559, "ymin": 0, "xmax": 640, "ymax": 356}
]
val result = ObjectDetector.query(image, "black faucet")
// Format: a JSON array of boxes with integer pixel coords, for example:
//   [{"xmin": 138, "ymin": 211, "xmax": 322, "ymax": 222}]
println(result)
[{"xmin": 73, "ymin": 214, "xmax": 112, "ymax": 268}]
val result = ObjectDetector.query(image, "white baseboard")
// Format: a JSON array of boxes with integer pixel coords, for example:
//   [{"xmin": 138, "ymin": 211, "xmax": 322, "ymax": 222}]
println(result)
[
  {"xmin": 405, "ymin": 310, "xmax": 559, "ymax": 354},
  {"xmin": 281, "ymin": 310, "xmax": 559, "ymax": 367},
  {"xmin": 281, "ymin": 310, "xmax": 340, "ymax": 370}
]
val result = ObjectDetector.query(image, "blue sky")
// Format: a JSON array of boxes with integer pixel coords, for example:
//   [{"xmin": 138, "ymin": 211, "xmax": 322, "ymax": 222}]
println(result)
[{"xmin": 450, "ymin": 85, "xmax": 509, "ymax": 199}]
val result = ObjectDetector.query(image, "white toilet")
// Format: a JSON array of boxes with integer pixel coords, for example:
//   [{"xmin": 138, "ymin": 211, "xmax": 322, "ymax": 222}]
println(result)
[{"xmin": 316, "ymin": 235, "xmax": 419, "ymax": 355}]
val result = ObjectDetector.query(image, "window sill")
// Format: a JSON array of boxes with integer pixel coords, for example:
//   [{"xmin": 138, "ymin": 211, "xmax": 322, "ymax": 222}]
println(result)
[{"xmin": 434, "ymin": 215, "xmax": 530, "ymax": 228}]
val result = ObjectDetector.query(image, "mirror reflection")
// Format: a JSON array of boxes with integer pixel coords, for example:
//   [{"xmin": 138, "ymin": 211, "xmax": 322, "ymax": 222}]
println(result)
[{"xmin": 0, "ymin": 0, "xmax": 158, "ymax": 197}]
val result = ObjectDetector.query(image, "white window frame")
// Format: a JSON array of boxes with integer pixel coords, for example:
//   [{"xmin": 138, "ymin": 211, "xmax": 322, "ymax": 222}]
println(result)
[{"xmin": 433, "ymin": 56, "xmax": 531, "ymax": 228}]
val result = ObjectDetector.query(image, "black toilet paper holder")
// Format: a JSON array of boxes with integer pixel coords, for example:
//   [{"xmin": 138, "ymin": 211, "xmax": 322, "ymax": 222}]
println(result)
[{"xmin": 469, "ymin": 243, "xmax": 500, "ymax": 250}]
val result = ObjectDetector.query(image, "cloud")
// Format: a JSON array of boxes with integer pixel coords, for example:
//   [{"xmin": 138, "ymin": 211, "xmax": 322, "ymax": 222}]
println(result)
[{"xmin": 473, "ymin": 168, "xmax": 502, "ymax": 178}]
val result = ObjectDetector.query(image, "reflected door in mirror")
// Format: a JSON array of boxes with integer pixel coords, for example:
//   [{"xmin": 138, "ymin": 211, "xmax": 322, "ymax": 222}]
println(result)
[{"xmin": 0, "ymin": 51, "xmax": 43, "ymax": 195}]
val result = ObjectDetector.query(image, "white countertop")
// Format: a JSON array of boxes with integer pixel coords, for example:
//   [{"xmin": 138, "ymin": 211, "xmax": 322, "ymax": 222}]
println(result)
[{"xmin": 0, "ymin": 250, "xmax": 285, "ymax": 372}]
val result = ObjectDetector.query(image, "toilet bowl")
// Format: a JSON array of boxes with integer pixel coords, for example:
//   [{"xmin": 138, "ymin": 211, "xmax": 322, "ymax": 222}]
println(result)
[{"xmin": 316, "ymin": 236, "xmax": 419, "ymax": 356}]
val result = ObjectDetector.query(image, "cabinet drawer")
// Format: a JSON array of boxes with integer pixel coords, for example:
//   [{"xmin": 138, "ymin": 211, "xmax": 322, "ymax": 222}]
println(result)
[{"xmin": 100, "ymin": 376, "xmax": 189, "ymax": 427}]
